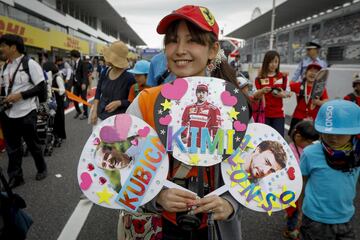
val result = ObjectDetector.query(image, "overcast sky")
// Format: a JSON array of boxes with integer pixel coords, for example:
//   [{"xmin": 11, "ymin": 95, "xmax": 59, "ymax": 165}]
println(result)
[{"xmin": 109, "ymin": 0, "xmax": 287, "ymax": 48}]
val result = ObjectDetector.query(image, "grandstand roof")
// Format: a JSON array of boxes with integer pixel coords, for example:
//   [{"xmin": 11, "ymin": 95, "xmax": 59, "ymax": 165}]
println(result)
[
  {"xmin": 227, "ymin": 0, "xmax": 352, "ymax": 39},
  {"xmin": 72, "ymin": 0, "xmax": 145, "ymax": 46}
]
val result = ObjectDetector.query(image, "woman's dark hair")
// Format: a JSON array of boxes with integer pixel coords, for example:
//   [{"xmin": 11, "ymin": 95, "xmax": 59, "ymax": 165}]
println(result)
[
  {"xmin": 43, "ymin": 62, "xmax": 59, "ymax": 74},
  {"xmin": 0, "ymin": 34, "xmax": 25, "ymax": 54},
  {"xmin": 291, "ymin": 120, "xmax": 319, "ymax": 142},
  {"xmin": 257, "ymin": 140, "xmax": 287, "ymax": 168},
  {"xmin": 55, "ymin": 56, "xmax": 63, "ymax": 63},
  {"xmin": 259, "ymin": 50, "xmax": 280, "ymax": 78}
]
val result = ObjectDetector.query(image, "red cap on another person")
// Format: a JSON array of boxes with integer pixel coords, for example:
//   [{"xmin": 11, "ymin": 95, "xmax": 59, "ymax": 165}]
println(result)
[
  {"xmin": 306, "ymin": 63, "xmax": 322, "ymax": 71},
  {"xmin": 196, "ymin": 84, "xmax": 208, "ymax": 92},
  {"xmin": 157, "ymin": 5, "xmax": 219, "ymax": 38}
]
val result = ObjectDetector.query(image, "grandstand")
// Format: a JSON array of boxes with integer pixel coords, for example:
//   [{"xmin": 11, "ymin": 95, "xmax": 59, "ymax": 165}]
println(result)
[
  {"xmin": 0, "ymin": 0, "xmax": 145, "ymax": 60},
  {"xmin": 228, "ymin": 0, "xmax": 360, "ymax": 65},
  {"xmin": 227, "ymin": 0, "xmax": 360, "ymax": 115}
]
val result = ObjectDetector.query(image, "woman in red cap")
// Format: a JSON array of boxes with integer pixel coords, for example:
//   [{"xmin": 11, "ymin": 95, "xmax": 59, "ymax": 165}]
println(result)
[
  {"xmin": 121, "ymin": 5, "xmax": 245, "ymax": 240},
  {"xmin": 288, "ymin": 63, "xmax": 329, "ymax": 135}
]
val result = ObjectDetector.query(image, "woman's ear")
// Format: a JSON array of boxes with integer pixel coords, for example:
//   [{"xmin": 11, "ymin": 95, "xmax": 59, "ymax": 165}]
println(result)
[{"xmin": 208, "ymin": 42, "xmax": 220, "ymax": 61}]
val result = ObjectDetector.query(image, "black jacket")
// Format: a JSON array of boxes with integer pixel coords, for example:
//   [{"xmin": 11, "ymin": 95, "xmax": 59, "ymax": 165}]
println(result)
[{"xmin": 73, "ymin": 59, "xmax": 88, "ymax": 86}]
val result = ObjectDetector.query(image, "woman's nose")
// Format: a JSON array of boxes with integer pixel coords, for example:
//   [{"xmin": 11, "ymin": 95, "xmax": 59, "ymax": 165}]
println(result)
[{"xmin": 175, "ymin": 39, "xmax": 187, "ymax": 55}]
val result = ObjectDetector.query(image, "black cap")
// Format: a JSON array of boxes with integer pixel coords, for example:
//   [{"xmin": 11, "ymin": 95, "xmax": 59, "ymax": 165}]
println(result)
[{"xmin": 305, "ymin": 41, "xmax": 321, "ymax": 49}]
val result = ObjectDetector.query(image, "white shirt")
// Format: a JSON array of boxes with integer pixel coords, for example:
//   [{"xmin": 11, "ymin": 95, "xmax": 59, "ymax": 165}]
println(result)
[
  {"xmin": 53, "ymin": 72, "xmax": 65, "ymax": 96},
  {"xmin": 74, "ymin": 58, "xmax": 80, "ymax": 82},
  {"xmin": 60, "ymin": 61, "xmax": 72, "ymax": 81},
  {"xmin": 0, "ymin": 55, "xmax": 45, "ymax": 118}
]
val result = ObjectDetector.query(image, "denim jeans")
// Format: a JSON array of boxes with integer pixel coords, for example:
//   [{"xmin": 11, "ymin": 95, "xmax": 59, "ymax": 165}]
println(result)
[{"xmin": 301, "ymin": 215, "xmax": 356, "ymax": 240}]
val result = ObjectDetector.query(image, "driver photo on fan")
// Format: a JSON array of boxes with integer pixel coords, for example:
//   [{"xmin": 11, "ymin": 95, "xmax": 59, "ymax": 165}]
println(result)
[
  {"xmin": 181, "ymin": 84, "xmax": 221, "ymax": 147},
  {"xmin": 241, "ymin": 140, "xmax": 287, "ymax": 183},
  {"xmin": 94, "ymin": 134, "xmax": 144, "ymax": 192}
]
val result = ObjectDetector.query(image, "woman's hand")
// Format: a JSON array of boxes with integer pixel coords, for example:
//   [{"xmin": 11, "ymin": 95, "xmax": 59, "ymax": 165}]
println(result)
[
  {"xmin": 262, "ymin": 87, "xmax": 272, "ymax": 94},
  {"xmin": 81, "ymin": 83, "xmax": 87, "ymax": 91},
  {"xmin": 193, "ymin": 195, "xmax": 234, "ymax": 221},
  {"xmin": 90, "ymin": 109, "xmax": 98, "ymax": 125},
  {"xmin": 156, "ymin": 188, "xmax": 197, "ymax": 212},
  {"xmin": 105, "ymin": 100, "xmax": 121, "ymax": 112},
  {"xmin": 312, "ymin": 96, "xmax": 322, "ymax": 106}
]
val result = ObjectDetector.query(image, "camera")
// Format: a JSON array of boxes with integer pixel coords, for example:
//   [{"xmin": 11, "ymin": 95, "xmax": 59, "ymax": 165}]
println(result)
[
  {"xmin": 176, "ymin": 211, "xmax": 202, "ymax": 231},
  {"xmin": 0, "ymin": 97, "xmax": 12, "ymax": 113},
  {"xmin": 175, "ymin": 176, "xmax": 204, "ymax": 231},
  {"xmin": 271, "ymin": 87, "xmax": 282, "ymax": 95}
]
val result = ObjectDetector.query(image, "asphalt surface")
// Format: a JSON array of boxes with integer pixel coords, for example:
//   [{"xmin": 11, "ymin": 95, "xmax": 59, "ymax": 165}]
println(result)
[{"xmin": 0, "ymin": 112, "xmax": 359, "ymax": 240}]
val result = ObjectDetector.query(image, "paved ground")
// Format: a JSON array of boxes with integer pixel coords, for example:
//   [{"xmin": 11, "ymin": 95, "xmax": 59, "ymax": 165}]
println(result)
[{"xmin": 0, "ymin": 112, "xmax": 359, "ymax": 240}]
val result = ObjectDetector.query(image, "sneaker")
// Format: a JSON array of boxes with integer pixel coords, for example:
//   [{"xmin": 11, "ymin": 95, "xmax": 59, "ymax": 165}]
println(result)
[
  {"xmin": 35, "ymin": 170, "xmax": 47, "ymax": 181},
  {"xmin": 79, "ymin": 114, "xmax": 88, "ymax": 120},
  {"xmin": 283, "ymin": 229, "xmax": 300, "ymax": 240},
  {"xmin": 74, "ymin": 112, "xmax": 81, "ymax": 119},
  {"xmin": 8, "ymin": 177, "xmax": 25, "ymax": 189}
]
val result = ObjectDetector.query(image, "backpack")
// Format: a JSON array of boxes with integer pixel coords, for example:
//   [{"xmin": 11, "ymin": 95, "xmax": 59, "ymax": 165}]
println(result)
[
  {"xmin": 0, "ymin": 168, "xmax": 33, "ymax": 240},
  {"xmin": 1, "ymin": 56, "xmax": 48, "ymax": 103}
]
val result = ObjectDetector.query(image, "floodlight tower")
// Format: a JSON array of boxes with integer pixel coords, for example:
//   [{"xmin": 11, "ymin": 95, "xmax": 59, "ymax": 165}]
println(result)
[{"xmin": 269, "ymin": 0, "xmax": 276, "ymax": 50}]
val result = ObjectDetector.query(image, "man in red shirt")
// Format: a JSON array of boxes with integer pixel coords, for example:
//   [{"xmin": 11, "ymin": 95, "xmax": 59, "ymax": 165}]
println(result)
[
  {"xmin": 181, "ymin": 84, "xmax": 221, "ymax": 147},
  {"xmin": 344, "ymin": 73, "xmax": 360, "ymax": 107}
]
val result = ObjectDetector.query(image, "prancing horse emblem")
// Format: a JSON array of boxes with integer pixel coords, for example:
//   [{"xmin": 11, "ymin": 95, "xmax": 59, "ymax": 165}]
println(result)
[{"xmin": 200, "ymin": 7, "xmax": 215, "ymax": 26}]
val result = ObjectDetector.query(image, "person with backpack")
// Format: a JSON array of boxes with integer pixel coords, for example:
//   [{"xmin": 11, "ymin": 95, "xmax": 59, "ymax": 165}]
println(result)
[
  {"xmin": 127, "ymin": 59, "xmax": 150, "ymax": 102},
  {"xmin": 344, "ymin": 73, "xmax": 360, "ymax": 106},
  {"xmin": 43, "ymin": 62, "xmax": 66, "ymax": 146},
  {"xmin": 299, "ymin": 100, "xmax": 360, "ymax": 240},
  {"xmin": 90, "ymin": 41, "xmax": 135, "ymax": 128},
  {"xmin": 0, "ymin": 34, "xmax": 47, "ymax": 188}
]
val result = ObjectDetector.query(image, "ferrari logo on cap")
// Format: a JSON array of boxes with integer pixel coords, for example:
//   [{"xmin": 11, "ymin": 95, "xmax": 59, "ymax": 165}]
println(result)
[{"xmin": 200, "ymin": 7, "xmax": 215, "ymax": 26}]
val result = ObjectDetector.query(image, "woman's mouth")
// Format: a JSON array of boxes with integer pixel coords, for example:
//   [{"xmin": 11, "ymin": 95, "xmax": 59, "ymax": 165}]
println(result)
[{"xmin": 174, "ymin": 60, "xmax": 192, "ymax": 66}]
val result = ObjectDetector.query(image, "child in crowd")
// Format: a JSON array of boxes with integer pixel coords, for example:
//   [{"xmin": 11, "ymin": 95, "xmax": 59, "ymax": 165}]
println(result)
[
  {"xmin": 253, "ymin": 50, "xmax": 291, "ymax": 136},
  {"xmin": 289, "ymin": 63, "xmax": 328, "ymax": 135},
  {"xmin": 299, "ymin": 99, "xmax": 360, "ymax": 240},
  {"xmin": 284, "ymin": 121, "xmax": 319, "ymax": 240},
  {"xmin": 127, "ymin": 60, "xmax": 150, "ymax": 102},
  {"xmin": 344, "ymin": 72, "xmax": 360, "ymax": 106},
  {"xmin": 123, "ymin": 5, "xmax": 245, "ymax": 240}
]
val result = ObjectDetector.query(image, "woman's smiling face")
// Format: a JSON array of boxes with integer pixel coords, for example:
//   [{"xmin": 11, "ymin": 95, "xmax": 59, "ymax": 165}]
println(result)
[{"xmin": 165, "ymin": 21, "xmax": 217, "ymax": 78}]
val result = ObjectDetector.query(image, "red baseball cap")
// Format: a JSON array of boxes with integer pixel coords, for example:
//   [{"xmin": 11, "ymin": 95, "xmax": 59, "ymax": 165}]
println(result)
[
  {"xmin": 306, "ymin": 63, "xmax": 322, "ymax": 71},
  {"xmin": 157, "ymin": 5, "xmax": 219, "ymax": 38}
]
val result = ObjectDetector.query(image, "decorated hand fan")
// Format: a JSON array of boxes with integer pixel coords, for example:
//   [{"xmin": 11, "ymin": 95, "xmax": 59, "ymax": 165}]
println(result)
[
  {"xmin": 153, "ymin": 77, "xmax": 250, "ymax": 167},
  {"xmin": 221, "ymin": 123, "xmax": 303, "ymax": 215},
  {"xmin": 310, "ymin": 69, "xmax": 329, "ymax": 100},
  {"xmin": 77, "ymin": 114, "xmax": 169, "ymax": 211}
]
